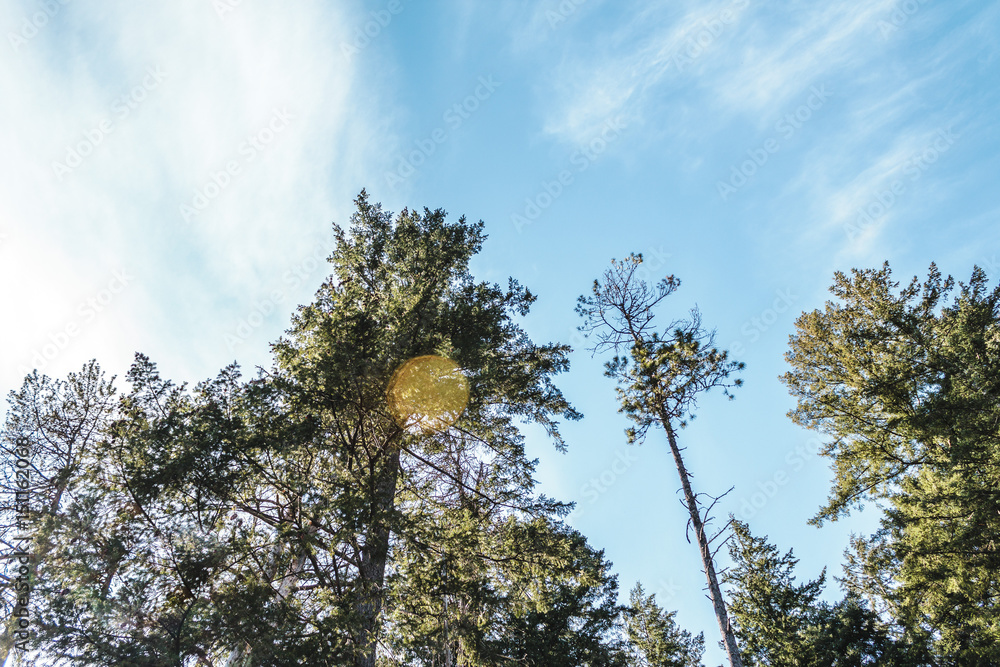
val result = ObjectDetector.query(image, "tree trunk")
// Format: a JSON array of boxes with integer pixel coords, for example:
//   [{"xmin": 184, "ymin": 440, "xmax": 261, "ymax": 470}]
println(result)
[
  {"xmin": 354, "ymin": 445, "xmax": 402, "ymax": 667},
  {"xmin": 658, "ymin": 412, "xmax": 743, "ymax": 667},
  {"xmin": 222, "ymin": 641, "xmax": 250, "ymax": 667},
  {"xmin": 443, "ymin": 593, "xmax": 453, "ymax": 667}
]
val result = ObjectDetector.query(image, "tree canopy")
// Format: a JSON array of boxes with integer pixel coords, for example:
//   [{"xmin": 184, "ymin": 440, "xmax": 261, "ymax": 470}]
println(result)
[
  {"xmin": 14, "ymin": 200, "xmax": 997, "ymax": 666},
  {"xmin": 782, "ymin": 262, "xmax": 1000, "ymax": 663},
  {"xmin": 723, "ymin": 519, "xmax": 930, "ymax": 666},
  {"xmin": 1, "ymin": 193, "xmax": 704, "ymax": 667}
]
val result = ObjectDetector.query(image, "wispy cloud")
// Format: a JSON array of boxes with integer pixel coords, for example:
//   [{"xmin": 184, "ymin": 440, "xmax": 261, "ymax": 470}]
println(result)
[
  {"xmin": 0, "ymin": 1, "xmax": 387, "ymax": 390},
  {"xmin": 526, "ymin": 0, "xmax": 915, "ymax": 145},
  {"xmin": 713, "ymin": 1, "xmax": 898, "ymax": 113}
]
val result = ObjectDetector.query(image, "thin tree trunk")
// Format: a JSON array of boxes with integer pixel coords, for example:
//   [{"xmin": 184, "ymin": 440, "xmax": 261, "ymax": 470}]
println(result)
[
  {"xmin": 222, "ymin": 640, "xmax": 250, "ymax": 667},
  {"xmin": 443, "ymin": 592, "xmax": 453, "ymax": 667},
  {"xmin": 658, "ymin": 411, "xmax": 743, "ymax": 667}
]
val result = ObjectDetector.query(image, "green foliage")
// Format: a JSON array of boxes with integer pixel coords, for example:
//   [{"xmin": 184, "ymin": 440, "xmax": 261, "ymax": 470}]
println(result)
[
  {"xmin": 2, "ymin": 192, "xmax": 639, "ymax": 666},
  {"xmin": 782, "ymin": 262, "xmax": 1000, "ymax": 664},
  {"xmin": 625, "ymin": 584, "xmax": 704, "ymax": 667},
  {"xmin": 724, "ymin": 520, "xmax": 930, "ymax": 666},
  {"xmin": 576, "ymin": 255, "xmax": 743, "ymax": 438},
  {"xmin": 724, "ymin": 520, "xmax": 825, "ymax": 666},
  {"xmin": 384, "ymin": 501, "xmax": 628, "ymax": 665},
  {"xmin": 485, "ymin": 520, "xmax": 628, "ymax": 667}
]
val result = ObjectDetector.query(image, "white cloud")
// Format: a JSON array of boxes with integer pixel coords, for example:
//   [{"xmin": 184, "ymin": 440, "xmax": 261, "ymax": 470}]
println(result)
[
  {"xmin": 0, "ymin": 0, "xmax": 388, "ymax": 396},
  {"xmin": 713, "ymin": 0, "xmax": 897, "ymax": 114},
  {"xmin": 524, "ymin": 0, "xmax": 750, "ymax": 143},
  {"xmin": 530, "ymin": 0, "xmax": 906, "ymax": 144}
]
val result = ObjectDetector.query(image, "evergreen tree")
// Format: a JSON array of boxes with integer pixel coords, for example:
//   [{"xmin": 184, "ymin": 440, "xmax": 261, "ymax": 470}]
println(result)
[
  {"xmin": 576, "ymin": 254, "xmax": 745, "ymax": 667},
  {"xmin": 0, "ymin": 362, "xmax": 121, "ymax": 665},
  {"xmin": 625, "ymin": 583, "xmax": 704, "ymax": 667},
  {"xmin": 383, "ymin": 486, "xmax": 628, "ymax": 665},
  {"xmin": 724, "ymin": 520, "xmax": 931, "ymax": 666},
  {"xmin": 484, "ymin": 520, "xmax": 628, "ymax": 666},
  {"xmin": 0, "ymin": 359, "xmax": 274, "ymax": 665},
  {"xmin": 723, "ymin": 520, "xmax": 825, "ymax": 666},
  {"xmin": 1, "ymin": 192, "xmax": 637, "ymax": 666},
  {"xmin": 781, "ymin": 262, "xmax": 1000, "ymax": 663},
  {"xmin": 255, "ymin": 191, "xmax": 585, "ymax": 665}
]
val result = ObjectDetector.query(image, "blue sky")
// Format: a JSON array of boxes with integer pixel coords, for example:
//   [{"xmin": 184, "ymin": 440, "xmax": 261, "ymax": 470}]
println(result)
[{"xmin": 3, "ymin": 0, "xmax": 999, "ymax": 662}]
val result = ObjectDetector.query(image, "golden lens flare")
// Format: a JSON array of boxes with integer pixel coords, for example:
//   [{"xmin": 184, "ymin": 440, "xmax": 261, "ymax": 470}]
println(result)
[{"xmin": 386, "ymin": 355, "xmax": 470, "ymax": 433}]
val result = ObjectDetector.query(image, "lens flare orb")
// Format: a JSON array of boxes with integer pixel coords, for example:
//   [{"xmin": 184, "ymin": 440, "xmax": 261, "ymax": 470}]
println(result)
[{"xmin": 386, "ymin": 355, "xmax": 469, "ymax": 433}]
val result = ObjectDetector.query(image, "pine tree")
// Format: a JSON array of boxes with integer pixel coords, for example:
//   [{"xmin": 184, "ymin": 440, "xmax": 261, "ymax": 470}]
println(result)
[
  {"xmin": 0, "ymin": 362, "xmax": 120, "ymax": 665},
  {"xmin": 625, "ymin": 583, "xmax": 704, "ymax": 667},
  {"xmin": 257, "ymin": 191, "xmax": 585, "ymax": 665},
  {"xmin": 3, "ymin": 192, "xmax": 632, "ymax": 666},
  {"xmin": 576, "ymin": 254, "xmax": 745, "ymax": 667},
  {"xmin": 724, "ymin": 520, "xmax": 932, "ymax": 666},
  {"xmin": 723, "ymin": 520, "xmax": 825, "ymax": 666},
  {"xmin": 781, "ymin": 262, "xmax": 1000, "ymax": 663},
  {"xmin": 0, "ymin": 358, "xmax": 268, "ymax": 665}
]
